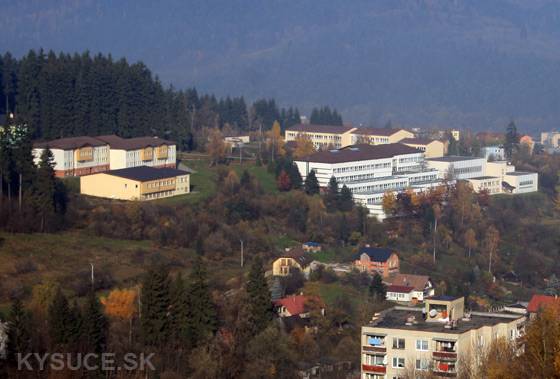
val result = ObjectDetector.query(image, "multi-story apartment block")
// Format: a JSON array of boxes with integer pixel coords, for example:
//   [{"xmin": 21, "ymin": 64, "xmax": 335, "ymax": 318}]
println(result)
[
  {"xmin": 350, "ymin": 127, "xmax": 414, "ymax": 145},
  {"xmin": 33, "ymin": 136, "xmax": 111, "ymax": 178},
  {"xmin": 285, "ymin": 124, "xmax": 356, "ymax": 149},
  {"xmin": 285, "ymin": 124, "xmax": 415, "ymax": 150},
  {"xmin": 427, "ymin": 156, "xmax": 538, "ymax": 195},
  {"xmin": 33, "ymin": 135, "xmax": 176, "ymax": 177},
  {"xmin": 294, "ymin": 144, "xmax": 443, "ymax": 219},
  {"xmin": 361, "ymin": 296, "xmax": 526, "ymax": 379},
  {"xmin": 94, "ymin": 135, "xmax": 176, "ymax": 170}
]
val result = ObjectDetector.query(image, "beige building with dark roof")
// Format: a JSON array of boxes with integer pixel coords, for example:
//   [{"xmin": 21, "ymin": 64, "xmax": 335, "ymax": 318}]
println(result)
[
  {"xmin": 285, "ymin": 124, "xmax": 356, "ymax": 149},
  {"xmin": 80, "ymin": 166, "xmax": 190, "ymax": 201},
  {"xmin": 399, "ymin": 138, "xmax": 444, "ymax": 158},
  {"xmin": 350, "ymin": 127, "xmax": 413, "ymax": 145},
  {"xmin": 273, "ymin": 248, "xmax": 313, "ymax": 276}
]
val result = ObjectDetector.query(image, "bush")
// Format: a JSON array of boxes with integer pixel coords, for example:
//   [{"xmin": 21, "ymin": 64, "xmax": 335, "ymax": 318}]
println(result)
[{"xmin": 14, "ymin": 258, "xmax": 37, "ymax": 275}]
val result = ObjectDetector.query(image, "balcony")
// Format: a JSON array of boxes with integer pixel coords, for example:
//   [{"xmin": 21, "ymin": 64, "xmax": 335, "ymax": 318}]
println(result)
[
  {"xmin": 362, "ymin": 365, "xmax": 386, "ymax": 373},
  {"xmin": 433, "ymin": 351, "xmax": 457, "ymax": 360},
  {"xmin": 363, "ymin": 345, "xmax": 386, "ymax": 353}
]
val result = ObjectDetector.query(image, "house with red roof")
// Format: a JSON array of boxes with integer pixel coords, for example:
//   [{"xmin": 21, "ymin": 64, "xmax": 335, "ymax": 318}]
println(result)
[
  {"xmin": 527, "ymin": 294, "xmax": 560, "ymax": 319},
  {"xmin": 273, "ymin": 295, "xmax": 325, "ymax": 318},
  {"xmin": 390, "ymin": 274, "xmax": 434, "ymax": 301},
  {"xmin": 386, "ymin": 285, "xmax": 415, "ymax": 302}
]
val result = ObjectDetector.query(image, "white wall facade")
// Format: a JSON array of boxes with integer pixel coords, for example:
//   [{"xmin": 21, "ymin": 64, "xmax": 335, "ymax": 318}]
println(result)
[
  {"xmin": 427, "ymin": 157, "xmax": 486, "ymax": 180},
  {"xmin": 504, "ymin": 172, "xmax": 538, "ymax": 194}
]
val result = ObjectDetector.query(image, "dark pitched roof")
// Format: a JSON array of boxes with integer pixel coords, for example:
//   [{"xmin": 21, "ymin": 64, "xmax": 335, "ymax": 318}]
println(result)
[
  {"xmin": 386, "ymin": 285, "xmax": 415, "ymax": 294},
  {"xmin": 103, "ymin": 166, "xmax": 189, "ymax": 182},
  {"xmin": 280, "ymin": 248, "xmax": 313, "ymax": 266},
  {"xmin": 428, "ymin": 156, "xmax": 483, "ymax": 162},
  {"xmin": 34, "ymin": 136, "xmax": 108, "ymax": 150},
  {"xmin": 95, "ymin": 135, "xmax": 175, "ymax": 150},
  {"xmin": 354, "ymin": 247, "xmax": 395, "ymax": 262},
  {"xmin": 286, "ymin": 124, "xmax": 355, "ymax": 135},
  {"xmin": 392, "ymin": 274, "xmax": 431, "ymax": 291},
  {"xmin": 399, "ymin": 137, "xmax": 440, "ymax": 145},
  {"xmin": 295, "ymin": 143, "xmax": 421, "ymax": 164},
  {"xmin": 351, "ymin": 127, "xmax": 405, "ymax": 136}
]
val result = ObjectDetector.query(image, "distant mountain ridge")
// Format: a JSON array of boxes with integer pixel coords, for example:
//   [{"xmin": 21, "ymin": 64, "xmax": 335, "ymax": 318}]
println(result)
[{"xmin": 2, "ymin": 0, "xmax": 560, "ymax": 134}]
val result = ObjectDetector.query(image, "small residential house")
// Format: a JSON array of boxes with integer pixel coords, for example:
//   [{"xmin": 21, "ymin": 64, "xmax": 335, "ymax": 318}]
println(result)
[
  {"xmin": 527, "ymin": 294, "xmax": 559, "ymax": 319},
  {"xmin": 273, "ymin": 248, "xmax": 313, "ymax": 276},
  {"xmin": 386, "ymin": 285, "xmax": 415, "ymax": 302},
  {"xmin": 390, "ymin": 274, "xmax": 435, "ymax": 302},
  {"xmin": 302, "ymin": 242, "xmax": 321, "ymax": 253},
  {"xmin": 353, "ymin": 247, "xmax": 399, "ymax": 277},
  {"xmin": 273, "ymin": 295, "xmax": 325, "ymax": 318}
]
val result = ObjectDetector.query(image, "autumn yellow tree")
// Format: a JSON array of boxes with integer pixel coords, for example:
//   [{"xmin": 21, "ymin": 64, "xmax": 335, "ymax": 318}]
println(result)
[
  {"xmin": 522, "ymin": 302, "xmax": 560, "ymax": 378},
  {"xmin": 382, "ymin": 190, "xmax": 397, "ymax": 216},
  {"xmin": 293, "ymin": 132, "xmax": 316, "ymax": 157},
  {"xmin": 101, "ymin": 288, "xmax": 138, "ymax": 343},
  {"xmin": 31, "ymin": 276, "xmax": 61, "ymax": 317},
  {"xmin": 223, "ymin": 170, "xmax": 240, "ymax": 197},
  {"xmin": 207, "ymin": 127, "xmax": 229, "ymax": 166},
  {"xmin": 266, "ymin": 121, "xmax": 285, "ymax": 161}
]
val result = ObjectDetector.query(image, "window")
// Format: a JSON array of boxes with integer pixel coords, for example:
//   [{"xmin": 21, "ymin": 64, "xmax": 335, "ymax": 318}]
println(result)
[
  {"xmin": 415, "ymin": 359, "xmax": 430, "ymax": 371},
  {"xmin": 393, "ymin": 338, "xmax": 405, "ymax": 349},
  {"xmin": 416, "ymin": 340, "xmax": 429, "ymax": 351},
  {"xmin": 392, "ymin": 357, "xmax": 405, "ymax": 368},
  {"xmin": 124, "ymin": 183, "xmax": 127, "ymax": 189}
]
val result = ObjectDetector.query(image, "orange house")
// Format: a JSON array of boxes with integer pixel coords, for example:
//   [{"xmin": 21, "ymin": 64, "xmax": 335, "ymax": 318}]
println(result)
[{"xmin": 354, "ymin": 247, "xmax": 399, "ymax": 277}]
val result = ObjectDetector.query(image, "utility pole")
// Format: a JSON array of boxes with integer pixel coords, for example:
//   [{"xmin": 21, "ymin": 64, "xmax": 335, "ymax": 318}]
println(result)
[
  {"xmin": 89, "ymin": 262, "xmax": 94, "ymax": 289},
  {"xmin": 240, "ymin": 239, "xmax": 244, "ymax": 267}
]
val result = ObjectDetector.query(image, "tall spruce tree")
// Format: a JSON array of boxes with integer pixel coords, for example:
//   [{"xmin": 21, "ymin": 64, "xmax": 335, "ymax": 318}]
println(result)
[
  {"xmin": 140, "ymin": 263, "xmax": 171, "ymax": 346},
  {"xmin": 369, "ymin": 273, "xmax": 387, "ymax": 302},
  {"xmin": 47, "ymin": 287, "xmax": 79, "ymax": 351},
  {"xmin": 324, "ymin": 176, "xmax": 339, "ymax": 211},
  {"xmin": 34, "ymin": 145, "xmax": 57, "ymax": 231},
  {"xmin": 82, "ymin": 291, "xmax": 107, "ymax": 354},
  {"xmin": 270, "ymin": 277, "xmax": 283, "ymax": 301},
  {"xmin": 6, "ymin": 298, "xmax": 31, "ymax": 362},
  {"xmin": 185, "ymin": 257, "xmax": 217, "ymax": 345},
  {"xmin": 505, "ymin": 119, "xmax": 519, "ymax": 157},
  {"xmin": 304, "ymin": 169, "xmax": 320, "ymax": 195},
  {"xmin": 338, "ymin": 184, "xmax": 354, "ymax": 212},
  {"xmin": 246, "ymin": 256, "xmax": 273, "ymax": 334}
]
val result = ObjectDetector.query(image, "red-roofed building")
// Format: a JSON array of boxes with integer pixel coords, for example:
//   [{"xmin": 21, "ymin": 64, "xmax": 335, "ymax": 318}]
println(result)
[
  {"xmin": 273, "ymin": 295, "xmax": 325, "ymax": 318},
  {"xmin": 527, "ymin": 294, "xmax": 560, "ymax": 318}
]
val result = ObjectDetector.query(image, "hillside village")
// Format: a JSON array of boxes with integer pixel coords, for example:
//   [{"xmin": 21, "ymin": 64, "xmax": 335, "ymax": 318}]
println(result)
[
  {"xmin": 3, "ymin": 112, "xmax": 560, "ymax": 378},
  {"xmin": 1, "ymin": 50, "xmax": 560, "ymax": 377}
]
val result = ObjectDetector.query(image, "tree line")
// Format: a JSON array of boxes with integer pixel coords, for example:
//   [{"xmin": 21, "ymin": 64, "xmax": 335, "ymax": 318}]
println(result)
[{"xmin": 0, "ymin": 49, "xmax": 344, "ymax": 151}]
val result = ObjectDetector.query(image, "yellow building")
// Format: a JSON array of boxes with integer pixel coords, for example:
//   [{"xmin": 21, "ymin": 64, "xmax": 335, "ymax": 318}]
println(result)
[
  {"xmin": 399, "ymin": 138, "xmax": 445, "ymax": 158},
  {"xmin": 361, "ymin": 296, "xmax": 525, "ymax": 378},
  {"xmin": 80, "ymin": 166, "xmax": 190, "ymax": 201},
  {"xmin": 285, "ymin": 124, "xmax": 356, "ymax": 149},
  {"xmin": 351, "ymin": 127, "xmax": 414, "ymax": 145},
  {"xmin": 272, "ymin": 248, "xmax": 313, "ymax": 276}
]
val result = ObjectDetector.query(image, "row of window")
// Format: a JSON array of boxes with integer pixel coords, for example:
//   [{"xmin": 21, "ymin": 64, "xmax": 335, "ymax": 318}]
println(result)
[
  {"xmin": 351, "ymin": 180, "xmax": 408, "ymax": 193},
  {"xmin": 519, "ymin": 180, "xmax": 533, "ymax": 186},
  {"xmin": 147, "ymin": 179, "xmax": 175, "ymax": 189},
  {"xmin": 409, "ymin": 174, "xmax": 438, "ymax": 183},
  {"xmin": 144, "ymin": 190, "xmax": 173, "ymax": 200},
  {"xmin": 333, "ymin": 162, "xmax": 391, "ymax": 173},
  {"xmin": 398, "ymin": 156, "xmax": 421, "ymax": 164},
  {"xmin": 453, "ymin": 166, "xmax": 483, "ymax": 175},
  {"xmin": 338, "ymin": 173, "xmax": 375, "ymax": 183}
]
